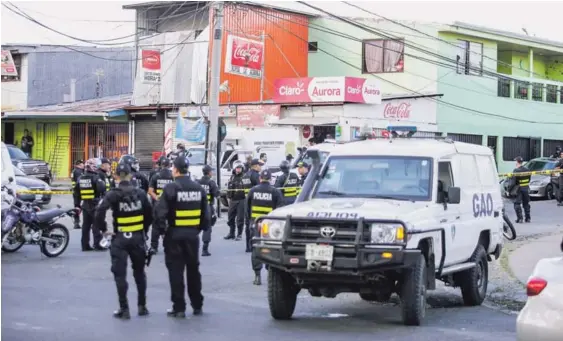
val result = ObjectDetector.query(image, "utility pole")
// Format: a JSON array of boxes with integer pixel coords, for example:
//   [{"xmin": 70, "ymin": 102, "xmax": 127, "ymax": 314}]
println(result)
[{"xmin": 207, "ymin": 1, "xmax": 223, "ymax": 187}]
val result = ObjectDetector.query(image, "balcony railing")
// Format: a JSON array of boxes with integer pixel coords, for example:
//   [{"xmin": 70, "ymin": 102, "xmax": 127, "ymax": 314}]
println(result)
[{"xmin": 498, "ymin": 75, "xmax": 562, "ymax": 104}]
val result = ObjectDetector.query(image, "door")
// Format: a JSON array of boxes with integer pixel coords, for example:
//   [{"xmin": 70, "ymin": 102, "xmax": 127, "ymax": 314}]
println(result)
[
  {"xmin": 487, "ymin": 136, "xmax": 498, "ymax": 167},
  {"xmin": 71, "ymin": 123, "xmax": 86, "ymax": 166},
  {"xmin": 530, "ymin": 138, "xmax": 541, "ymax": 160},
  {"xmin": 436, "ymin": 160, "xmax": 463, "ymax": 266},
  {"xmin": 2, "ymin": 123, "xmax": 14, "ymax": 145},
  {"xmin": 134, "ymin": 117, "xmax": 164, "ymax": 171}
]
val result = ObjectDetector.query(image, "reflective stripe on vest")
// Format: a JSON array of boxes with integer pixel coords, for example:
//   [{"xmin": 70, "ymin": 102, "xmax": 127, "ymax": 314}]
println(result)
[
  {"xmin": 518, "ymin": 177, "xmax": 530, "ymax": 187},
  {"xmin": 207, "ymin": 194, "xmax": 212, "ymax": 202},
  {"xmin": 251, "ymin": 205, "xmax": 273, "ymax": 219},
  {"xmin": 283, "ymin": 187, "xmax": 298, "ymax": 197},
  {"xmin": 175, "ymin": 209, "xmax": 201, "ymax": 227},
  {"xmin": 80, "ymin": 189, "xmax": 95, "ymax": 200},
  {"xmin": 116, "ymin": 215, "xmax": 144, "ymax": 232}
]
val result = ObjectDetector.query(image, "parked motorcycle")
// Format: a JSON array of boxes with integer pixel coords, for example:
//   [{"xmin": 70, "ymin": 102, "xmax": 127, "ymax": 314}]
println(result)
[
  {"xmin": 502, "ymin": 208, "xmax": 517, "ymax": 240},
  {"xmin": 1, "ymin": 177, "xmax": 78, "ymax": 258}
]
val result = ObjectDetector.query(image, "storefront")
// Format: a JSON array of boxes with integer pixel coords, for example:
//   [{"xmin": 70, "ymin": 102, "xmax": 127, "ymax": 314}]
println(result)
[{"xmin": 273, "ymin": 105, "xmax": 341, "ymax": 146}]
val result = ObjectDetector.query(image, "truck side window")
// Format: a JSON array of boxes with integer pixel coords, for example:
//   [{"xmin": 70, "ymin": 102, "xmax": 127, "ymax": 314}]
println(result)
[{"xmin": 437, "ymin": 162, "xmax": 454, "ymax": 203}]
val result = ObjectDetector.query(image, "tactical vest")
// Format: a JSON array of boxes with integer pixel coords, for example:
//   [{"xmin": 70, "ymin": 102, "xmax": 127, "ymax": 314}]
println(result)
[
  {"xmin": 168, "ymin": 187, "xmax": 203, "ymax": 228},
  {"xmin": 156, "ymin": 171, "xmax": 174, "ymax": 197},
  {"xmin": 281, "ymin": 173, "xmax": 299, "ymax": 198},
  {"xmin": 198, "ymin": 178, "xmax": 213, "ymax": 204},
  {"xmin": 517, "ymin": 174, "xmax": 531, "ymax": 187},
  {"xmin": 78, "ymin": 175, "xmax": 99, "ymax": 201},
  {"xmin": 250, "ymin": 186, "xmax": 275, "ymax": 220},
  {"xmin": 242, "ymin": 174, "xmax": 253, "ymax": 195},
  {"xmin": 113, "ymin": 191, "xmax": 144, "ymax": 233},
  {"xmin": 104, "ymin": 178, "xmax": 111, "ymax": 192}
]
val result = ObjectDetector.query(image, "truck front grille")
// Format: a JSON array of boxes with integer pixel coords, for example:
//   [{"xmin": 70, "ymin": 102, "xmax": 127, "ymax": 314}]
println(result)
[
  {"xmin": 21, "ymin": 164, "xmax": 49, "ymax": 174},
  {"xmin": 290, "ymin": 220, "xmax": 370, "ymax": 242}
]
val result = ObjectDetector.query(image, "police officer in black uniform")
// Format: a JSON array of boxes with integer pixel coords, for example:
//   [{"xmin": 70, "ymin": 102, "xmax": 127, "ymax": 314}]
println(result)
[
  {"xmin": 198, "ymin": 165, "xmax": 219, "ymax": 257},
  {"xmin": 510, "ymin": 156, "xmax": 532, "ymax": 223},
  {"xmin": 153, "ymin": 156, "xmax": 210, "ymax": 318},
  {"xmin": 120, "ymin": 155, "xmax": 150, "ymax": 192},
  {"xmin": 75, "ymin": 159, "xmax": 107, "ymax": 251},
  {"xmin": 167, "ymin": 143, "xmax": 188, "ymax": 162},
  {"xmin": 224, "ymin": 161, "xmax": 246, "ymax": 241},
  {"xmin": 98, "ymin": 158, "xmax": 116, "ymax": 193},
  {"xmin": 94, "ymin": 162, "xmax": 153, "ymax": 319},
  {"xmin": 148, "ymin": 157, "xmax": 174, "ymax": 253},
  {"xmin": 554, "ymin": 151, "xmax": 563, "ymax": 207},
  {"xmin": 71, "ymin": 159, "xmax": 84, "ymax": 230},
  {"xmin": 149, "ymin": 156, "xmax": 166, "ymax": 182},
  {"xmin": 242, "ymin": 159, "xmax": 261, "ymax": 251},
  {"xmin": 246, "ymin": 169, "xmax": 283, "ymax": 285},
  {"xmin": 274, "ymin": 160, "xmax": 300, "ymax": 205}
]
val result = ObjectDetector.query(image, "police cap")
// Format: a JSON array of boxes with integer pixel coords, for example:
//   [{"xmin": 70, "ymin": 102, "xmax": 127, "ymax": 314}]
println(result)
[
  {"xmin": 100, "ymin": 158, "xmax": 111, "ymax": 165},
  {"xmin": 514, "ymin": 156, "xmax": 524, "ymax": 163},
  {"xmin": 202, "ymin": 165, "xmax": 213, "ymax": 174},
  {"xmin": 173, "ymin": 156, "xmax": 189, "ymax": 173},
  {"xmin": 75, "ymin": 159, "xmax": 84, "ymax": 165},
  {"xmin": 116, "ymin": 162, "xmax": 132, "ymax": 176},
  {"xmin": 251, "ymin": 158, "xmax": 261, "ymax": 166},
  {"xmin": 259, "ymin": 169, "xmax": 272, "ymax": 181}
]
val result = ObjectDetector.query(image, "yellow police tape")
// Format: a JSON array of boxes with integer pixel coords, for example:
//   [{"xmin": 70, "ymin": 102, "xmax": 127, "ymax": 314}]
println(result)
[
  {"xmin": 17, "ymin": 190, "xmax": 74, "ymax": 195},
  {"xmin": 498, "ymin": 169, "xmax": 561, "ymax": 178}
]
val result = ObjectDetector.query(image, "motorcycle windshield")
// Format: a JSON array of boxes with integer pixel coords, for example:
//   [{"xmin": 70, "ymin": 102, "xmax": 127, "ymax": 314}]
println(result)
[{"xmin": 2, "ymin": 211, "xmax": 18, "ymax": 233}]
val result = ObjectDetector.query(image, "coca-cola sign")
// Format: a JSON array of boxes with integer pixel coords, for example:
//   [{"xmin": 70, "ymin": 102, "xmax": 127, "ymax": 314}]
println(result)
[
  {"xmin": 273, "ymin": 77, "xmax": 381, "ymax": 104},
  {"xmin": 225, "ymin": 35, "xmax": 264, "ymax": 79},
  {"xmin": 383, "ymin": 102, "xmax": 412, "ymax": 119}
]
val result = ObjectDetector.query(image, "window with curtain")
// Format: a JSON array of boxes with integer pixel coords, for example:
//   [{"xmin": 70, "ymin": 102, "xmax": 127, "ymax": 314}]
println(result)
[
  {"xmin": 456, "ymin": 40, "xmax": 483, "ymax": 76},
  {"xmin": 362, "ymin": 39, "xmax": 405, "ymax": 73}
]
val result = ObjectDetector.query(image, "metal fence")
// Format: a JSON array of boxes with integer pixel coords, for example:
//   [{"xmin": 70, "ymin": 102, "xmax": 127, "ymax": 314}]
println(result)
[{"xmin": 70, "ymin": 123, "xmax": 129, "ymax": 172}]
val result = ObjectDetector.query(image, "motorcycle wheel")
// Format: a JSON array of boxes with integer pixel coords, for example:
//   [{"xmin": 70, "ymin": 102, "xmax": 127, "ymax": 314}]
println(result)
[
  {"xmin": 40, "ymin": 223, "xmax": 70, "ymax": 258},
  {"xmin": 2, "ymin": 234, "xmax": 25, "ymax": 253},
  {"xmin": 502, "ymin": 217, "xmax": 517, "ymax": 241}
]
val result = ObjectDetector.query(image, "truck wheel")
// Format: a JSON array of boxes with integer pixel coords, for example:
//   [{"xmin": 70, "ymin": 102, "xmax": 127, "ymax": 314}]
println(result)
[
  {"xmin": 458, "ymin": 245, "xmax": 488, "ymax": 306},
  {"xmin": 400, "ymin": 254, "xmax": 427, "ymax": 326},
  {"xmin": 268, "ymin": 268, "xmax": 298, "ymax": 320}
]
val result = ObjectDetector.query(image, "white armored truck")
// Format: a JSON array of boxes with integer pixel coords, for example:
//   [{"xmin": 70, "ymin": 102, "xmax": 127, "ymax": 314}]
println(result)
[{"xmin": 252, "ymin": 129, "xmax": 504, "ymax": 326}]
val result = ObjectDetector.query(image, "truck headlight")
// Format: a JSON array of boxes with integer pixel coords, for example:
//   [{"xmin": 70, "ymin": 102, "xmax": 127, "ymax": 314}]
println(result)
[
  {"xmin": 370, "ymin": 224, "xmax": 405, "ymax": 244},
  {"xmin": 260, "ymin": 219, "xmax": 285, "ymax": 240},
  {"xmin": 47, "ymin": 163, "xmax": 51, "ymax": 171},
  {"xmin": 16, "ymin": 162, "xmax": 23, "ymax": 170}
]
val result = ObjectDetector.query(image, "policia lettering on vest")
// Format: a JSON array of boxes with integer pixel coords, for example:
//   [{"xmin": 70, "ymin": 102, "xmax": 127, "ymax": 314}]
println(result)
[
  {"xmin": 245, "ymin": 169, "xmax": 283, "ymax": 286},
  {"xmin": 152, "ymin": 156, "xmax": 211, "ymax": 318},
  {"xmin": 198, "ymin": 165, "xmax": 220, "ymax": 257},
  {"xmin": 94, "ymin": 162, "xmax": 153, "ymax": 320},
  {"xmin": 148, "ymin": 157, "xmax": 174, "ymax": 253}
]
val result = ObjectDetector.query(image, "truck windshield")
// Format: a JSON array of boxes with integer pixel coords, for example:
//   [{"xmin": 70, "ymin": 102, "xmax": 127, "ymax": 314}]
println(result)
[
  {"xmin": 187, "ymin": 149, "xmax": 205, "ymax": 165},
  {"xmin": 313, "ymin": 156, "xmax": 433, "ymax": 201},
  {"xmin": 8, "ymin": 146, "xmax": 29, "ymax": 160}
]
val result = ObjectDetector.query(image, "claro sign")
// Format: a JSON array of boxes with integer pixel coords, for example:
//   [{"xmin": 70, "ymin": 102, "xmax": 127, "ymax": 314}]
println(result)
[{"xmin": 273, "ymin": 77, "xmax": 382, "ymax": 104}]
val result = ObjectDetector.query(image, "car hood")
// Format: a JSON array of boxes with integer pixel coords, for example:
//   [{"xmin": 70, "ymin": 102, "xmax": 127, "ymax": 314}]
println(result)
[
  {"xmin": 11, "ymin": 158, "xmax": 47, "ymax": 165},
  {"xmin": 269, "ymin": 198, "xmax": 430, "ymax": 221},
  {"xmin": 531, "ymin": 174, "xmax": 550, "ymax": 182},
  {"xmin": 15, "ymin": 175, "xmax": 48, "ymax": 188}
]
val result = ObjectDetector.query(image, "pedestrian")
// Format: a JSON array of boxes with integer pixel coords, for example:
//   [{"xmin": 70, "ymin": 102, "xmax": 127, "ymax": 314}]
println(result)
[
  {"xmin": 74, "ymin": 159, "xmax": 107, "ymax": 251},
  {"xmin": 197, "ymin": 165, "xmax": 219, "ymax": 257},
  {"xmin": 246, "ymin": 169, "xmax": 283, "ymax": 285},
  {"xmin": 148, "ymin": 157, "xmax": 174, "ymax": 253},
  {"xmin": 554, "ymin": 151, "xmax": 563, "ymax": 207},
  {"xmin": 71, "ymin": 159, "xmax": 84, "ymax": 230},
  {"xmin": 20, "ymin": 129, "xmax": 34, "ymax": 157},
  {"xmin": 259, "ymin": 153, "xmax": 268, "ymax": 169},
  {"xmin": 98, "ymin": 158, "xmax": 116, "ymax": 192},
  {"xmin": 242, "ymin": 159, "xmax": 261, "ymax": 251},
  {"xmin": 167, "ymin": 143, "xmax": 188, "ymax": 162},
  {"xmin": 274, "ymin": 160, "xmax": 300, "ymax": 205},
  {"xmin": 509, "ymin": 156, "xmax": 531, "ymax": 223},
  {"xmin": 152, "ymin": 156, "xmax": 210, "ymax": 318},
  {"xmin": 94, "ymin": 162, "xmax": 153, "ymax": 319},
  {"xmin": 224, "ymin": 161, "xmax": 246, "ymax": 241}
]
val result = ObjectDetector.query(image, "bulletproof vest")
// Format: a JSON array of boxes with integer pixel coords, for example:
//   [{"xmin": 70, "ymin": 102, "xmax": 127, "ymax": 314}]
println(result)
[
  {"xmin": 99, "ymin": 171, "xmax": 111, "ymax": 192},
  {"xmin": 71, "ymin": 168, "xmax": 83, "ymax": 189},
  {"xmin": 198, "ymin": 177, "xmax": 213, "ymax": 203},
  {"xmin": 156, "ymin": 170, "xmax": 174, "ymax": 197},
  {"xmin": 242, "ymin": 173, "xmax": 253, "ymax": 195},
  {"xmin": 167, "ymin": 181, "xmax": 203, "ymax": 229},
  {"xmin": 112, "ymin": 189, "xmax": 145, "ymax": 233},
  {"xmin": 250, "ymin": 184, "xmax": 275, "ymax": 220},
  {"xmin": 78, "ymin": 173, "xmax": 100, "ymax": 201},
  {"xmin": 281, "ymin": 172, "xmax": 300, "ymax": 198},
  {"xmin": 515, "ymin": 167, "xmax": 531, "ymax": 187}
]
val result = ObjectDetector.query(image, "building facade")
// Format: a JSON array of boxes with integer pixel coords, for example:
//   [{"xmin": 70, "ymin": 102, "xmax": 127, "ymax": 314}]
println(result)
[{"xmin": 308, "ymin": 17, "xmax": 563, "ymax": 173}]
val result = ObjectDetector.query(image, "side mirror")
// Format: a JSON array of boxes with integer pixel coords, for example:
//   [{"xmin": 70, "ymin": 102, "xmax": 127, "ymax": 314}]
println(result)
[
  {"xmin": 8, "ymin": 177, "xmax": 13, "ymax": 183},
  {"xmin": 7, "ymin": 189, "xmax": 14, "ymax": 196},
  {"xmin": 447, "ymin": 187, "xmax": 461, "ymax": 204}
]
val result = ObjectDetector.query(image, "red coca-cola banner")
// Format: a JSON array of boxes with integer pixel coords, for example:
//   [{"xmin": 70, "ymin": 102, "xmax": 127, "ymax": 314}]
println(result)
[
  {"xmin": 225, "ymin": 35, "xmax": 264, "ymax": 79},
  {"xmin": 273, "ymin": 77, "xmax": 381, "ymax": 104}
]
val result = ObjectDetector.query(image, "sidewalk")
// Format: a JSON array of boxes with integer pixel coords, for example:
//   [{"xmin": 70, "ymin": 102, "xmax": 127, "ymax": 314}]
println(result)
[{"xmin": 508, "ymin": 232, "xmax": 563, "ymax": 284}]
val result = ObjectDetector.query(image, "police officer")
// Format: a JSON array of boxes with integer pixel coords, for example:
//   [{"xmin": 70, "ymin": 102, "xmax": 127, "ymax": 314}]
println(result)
[
  {"xmin": 297, "ymin": 161, "xmax": 309, "ymax": 186},
  {"xmin": 554, "ymin": 151, "xmax": 563, "ymax": 207},
  {"xmin": 148, "ymin": 157, "xmax": 174, "ymax": 253},
  {"xmin": 75, "ymin": 159, "xmax": 106, "ymax": 251},
  {"xmin": 224, "ymin": 161, "xmax": 246, "ymax": 241},
  {"xmin": 246, "ymin": 169, "xmax": 283, "ymax": 285},
  {"xmin": 71, "ymin": 159, "xmax": 84, "ymax": 230},
  {"xmin": 149, "ymin": 156, "xmax": 166, "ymax": 182},
  {"xmin": 510, "ymin": 156, "xmax": 532, "ymax": 223},
  {"xmin": 198, "ymin": 165, "xmax": 219, "ymax": 257},
  {"xmin": 274, "ymin": 160, "xmax": 300, "ymax": 205},
  {"xmin": 167, "ymin": 143, "xmax": 188, "ymax": 162},
  {"xmin": 98, "ymin": 158, "xmax": 116, "ymax": 193},
  {"xmin": 153, "ymin": 156, "xmax": 210, "ymax": 318},
  {"xmin": 120, "ymin": 155, "xmax": 150, "ymax": 192},
  {"xmin": 242, "ymin": 159, "xmax": 262, "ymax": 251},
  {"xmin": 94, "ymin": 162, "xmax": 153, "ymax": 319}
]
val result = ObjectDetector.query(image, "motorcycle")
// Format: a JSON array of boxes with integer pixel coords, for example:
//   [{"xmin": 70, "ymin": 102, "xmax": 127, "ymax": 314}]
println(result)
[
  {"xmin": 502, "ymin": 208, "xmax": 517, "ymax": 240},
  {"xmin": 1, "ymin": 177, "xmax": 79, "ymax": 258}
]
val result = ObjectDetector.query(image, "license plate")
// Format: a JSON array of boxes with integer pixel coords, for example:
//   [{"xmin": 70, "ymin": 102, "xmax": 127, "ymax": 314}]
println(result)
[
  {"xmin": 35, "ymin": 195, "xmax": 42, "ymax": 200},
  {"xmin": 305, "ymin": 244, "xmax": 334, "ymax": 261}
]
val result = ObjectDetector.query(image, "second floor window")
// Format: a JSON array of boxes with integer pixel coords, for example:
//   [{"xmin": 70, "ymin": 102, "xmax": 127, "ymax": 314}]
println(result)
[
  {"xmin": 362, "ymin": 39, "xmax": 405, "ymax": 73},
  {"xmin": 456, "ymin": 40, "xmax": 483, "ymax": 76}
]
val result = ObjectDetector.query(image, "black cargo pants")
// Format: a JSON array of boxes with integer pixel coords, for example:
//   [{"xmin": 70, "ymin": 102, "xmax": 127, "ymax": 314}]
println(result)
[
  {"xmin": 110, "ymin": 232, "xmax": 147, "ymax": 309},
  {"xmin": 164, "ymin": 235, "xmax": 204, "ymax": 312},
  {"xmin": 227, "ymin": 199, "xmax": 244, "ymax": 236},
  {"xmin": 558, "ymin": 176, "xmax": 563, "ymax": 203},
  {"xmin": 249, "ymin": 219, "xmax": 263, "ymax": 273},
  {"xmin": 202, "ymin": 205, "xmax": 215, "ymax": 246},
  {"xmin": 514, "ymin": 187, "xmax": 531, "ymax": 220},
  {"xmin": 81, "ymin": 201, "xmax": 102, "ymax": 248}
]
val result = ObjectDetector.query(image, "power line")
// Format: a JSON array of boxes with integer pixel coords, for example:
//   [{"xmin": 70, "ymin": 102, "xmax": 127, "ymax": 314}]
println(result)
[{"xmin": 250, "ymin": 5, "xmax": 563, "ymax": 125}]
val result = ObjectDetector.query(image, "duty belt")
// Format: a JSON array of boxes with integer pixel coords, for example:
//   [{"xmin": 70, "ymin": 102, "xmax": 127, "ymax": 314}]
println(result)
[
  {"xmin": 251, "ymin": 205, "xmax": 272, "ymax": 219},
  {"xmin": 175, "ymin": 209, "xmax": 201, "ymax": 227},
  {"xmin": 116, "ymin": 215, "xmax": 144, "ymax": 232},
  {"xmin": 80, "ymin": 189, "xmax": 95, "ymax": 200}
]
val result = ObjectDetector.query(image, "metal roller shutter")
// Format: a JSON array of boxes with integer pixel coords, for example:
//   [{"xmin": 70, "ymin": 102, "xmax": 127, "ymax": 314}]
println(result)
[{"xmin": 135, "ymin": 118, "xmax": 164, "ymax": 171}]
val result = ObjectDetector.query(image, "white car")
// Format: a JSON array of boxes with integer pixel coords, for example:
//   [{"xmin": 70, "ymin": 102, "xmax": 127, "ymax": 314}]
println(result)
[
  {"xmin": 516, "ymin": 249, "xmax": 563, "ymax": 341},
  {"xmin": 253, "ymin": 134, "xmax": 504, "ymax": 326}
]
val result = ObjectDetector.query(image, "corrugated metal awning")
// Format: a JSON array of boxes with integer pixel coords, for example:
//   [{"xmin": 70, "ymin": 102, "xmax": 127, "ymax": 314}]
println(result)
[{"xmin": 271, "ymin": 117, "xmax": 338, "ymax": 126}]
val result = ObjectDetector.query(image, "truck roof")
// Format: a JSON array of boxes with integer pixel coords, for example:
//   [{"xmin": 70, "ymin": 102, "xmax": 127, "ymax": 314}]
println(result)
[{"xmin": 329, "ymin": 138, "xmax": 494, "ymax": 159}]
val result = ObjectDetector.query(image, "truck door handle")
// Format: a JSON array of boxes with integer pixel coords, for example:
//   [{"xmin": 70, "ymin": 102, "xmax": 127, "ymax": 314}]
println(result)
[{"xmin": 494, "ymin": 211, "xmax": 500, "ymax": 217}]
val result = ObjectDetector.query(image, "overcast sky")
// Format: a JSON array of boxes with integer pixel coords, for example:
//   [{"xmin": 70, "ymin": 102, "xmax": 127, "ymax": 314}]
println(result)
[{"xmin": 2, "ymin": 1, "xmax": 562, "ymax": 46}]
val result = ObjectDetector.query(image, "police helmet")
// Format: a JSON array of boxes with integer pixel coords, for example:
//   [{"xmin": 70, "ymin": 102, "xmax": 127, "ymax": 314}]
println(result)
[
  {"xmin": 119, "ymin": 155, "xmax": 140, "ymax": 172},
  {"xmin": 279, "ymin": 160, "xmax": 290, "ymax": 173},
  {"xmin": 173, "ymin": 156, "xmax": 189, "ymax": 174},
  {"xmin": 115, "ymin": 161, "xmax": 132, "ymax": 177},
  {"xmin": 84, "ymin": 158, "xmax": 99, "ymax": 172},
  {"xmin": 232, "ymin": 160, "xmax": 244, "ymax": 170},
  {"xmin": 160, "ymin": 157, "xmax": 171, "ymax": 168},
  {"xmin": 202, "ymin": 165, "xmax": 213, "ymax": 175}
]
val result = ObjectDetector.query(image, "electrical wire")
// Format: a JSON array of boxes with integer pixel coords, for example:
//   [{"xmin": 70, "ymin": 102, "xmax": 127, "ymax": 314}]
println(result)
[{"xmin": 249, "ymin": 6, "xmax": 563, "ymax": 125}]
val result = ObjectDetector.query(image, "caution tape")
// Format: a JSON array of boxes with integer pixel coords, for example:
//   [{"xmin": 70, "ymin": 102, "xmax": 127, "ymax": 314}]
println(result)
[
  {"xmin": 17, "ymin": 190, "xmax": 74, "ymax": 195},
  {"xmin": 498, "ymin": 169, "xmax": 561, "ymax": 178}
]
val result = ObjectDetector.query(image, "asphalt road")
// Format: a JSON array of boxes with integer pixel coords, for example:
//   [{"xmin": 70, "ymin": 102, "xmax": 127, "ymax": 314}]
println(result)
[{"xmin": 2, "ymin": 195, "xmax": 558, "ymax": 341}]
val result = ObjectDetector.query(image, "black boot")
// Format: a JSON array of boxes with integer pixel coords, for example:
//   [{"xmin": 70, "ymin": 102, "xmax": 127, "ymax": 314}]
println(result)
[
  {"xmin": 202, "ymin": 243, "xmax": 211, "ymax": 257},
  {"xmin": 193, "ymin": 308, "xmax": 203, "ymax": 315},
  {"xmin": 525, "ymin": 217, "xmax": 531, "ymax": 223},
  {"xmin": 516, "ymin": 218, "xmax": 523, "ymax": 223},
  {"xmin": 235, "ymin": 234, "xmax": 242, "ymax": 241},
  {"xmin": 113, "ymin": 308, "xmax": 130, "ymax": 319},
  {"xmin": 82, "ymin": 245, "xmax": 94, "ymax": 251},
  {"xmin": 224, "ymin": 233, "xmax": 235, "ymax": 240},
  {"xmin": 138, "ymin": 305, "xmax": 149, "ymax": 316},
  {"xmin": 253, "ymin": 272, "xmax": 261, "ymax": 286},
  {"xmin": 167, "ymin": 308, "xmax": 186, "ymax": 318}
]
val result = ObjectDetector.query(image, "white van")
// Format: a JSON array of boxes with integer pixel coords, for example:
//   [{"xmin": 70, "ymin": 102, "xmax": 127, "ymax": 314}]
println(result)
[
  {"xmin": 253, "ymin": 135, "xmax": 503, "ymax": 326},
  {"xmin": 2, "ymin": 142, "xmax": 16, "ymax": 203}
]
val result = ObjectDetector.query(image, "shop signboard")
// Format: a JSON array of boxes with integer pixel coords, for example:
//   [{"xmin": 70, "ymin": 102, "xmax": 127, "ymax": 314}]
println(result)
[
  {"xmin": 273, "ymin": 76, "xmax": 381, "ymax": 104},
  {"xmin": 140, "ymin": 49, "xmax": 161, "ymax": 84},
  {"xmin": 1, "ymin": 50, "xmax": 18, "ymax": 77},
  {"xmin": 236, "ymin": 104, "xmax": 280, "ymax": 127},
  {"xmin": 224, "ymin": 35, "xmax": 264, "ymax": 79}
]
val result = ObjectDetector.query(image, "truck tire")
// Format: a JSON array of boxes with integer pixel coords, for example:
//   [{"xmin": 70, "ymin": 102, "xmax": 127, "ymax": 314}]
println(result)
[
  {"xmin": 400, "ymin": 254, "xmax": 427, "ymax": 326},
  {"xmin": 268, "ymin": 268, "xmax": 298, "ymax": 320},
  {"xmin": 458, "ymin": 244, "xmax": 488, "ymax": 306}
]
